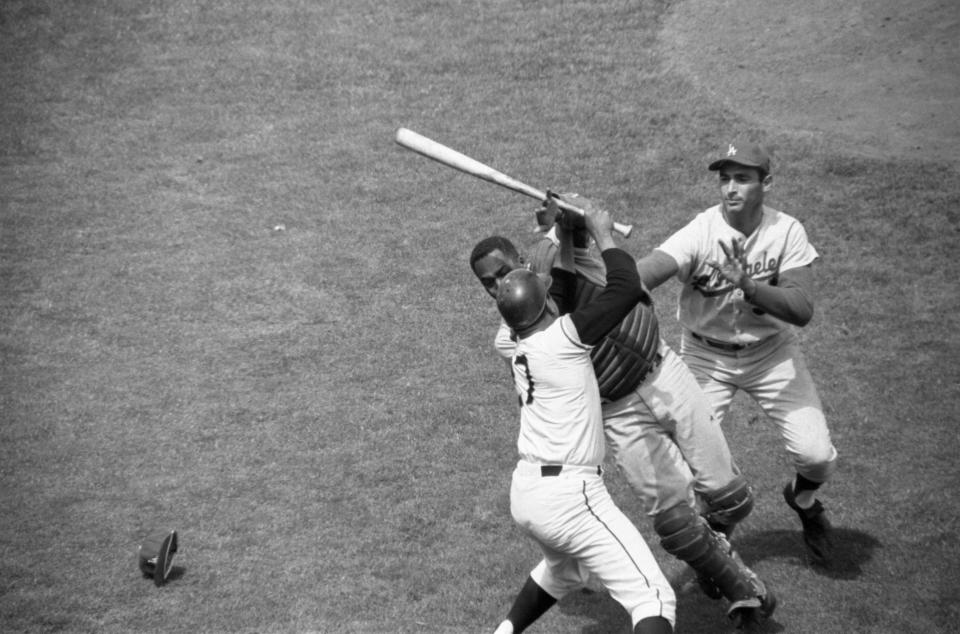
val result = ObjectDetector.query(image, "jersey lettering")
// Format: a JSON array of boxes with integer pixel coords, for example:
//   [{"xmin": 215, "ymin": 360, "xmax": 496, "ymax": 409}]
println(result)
[
  {"xmin": 692, "ymin": 251, "xmax": 782, "ymax": 297},
  {"xmin": 513, "ymin": 353, "xmax": 535, "ymax": 406}
]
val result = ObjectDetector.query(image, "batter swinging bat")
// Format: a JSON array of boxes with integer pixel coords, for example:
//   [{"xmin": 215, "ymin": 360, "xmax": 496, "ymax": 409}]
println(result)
[{"xmin": 395, "ymin": 128, "xmax": 633, "ymax": 237}]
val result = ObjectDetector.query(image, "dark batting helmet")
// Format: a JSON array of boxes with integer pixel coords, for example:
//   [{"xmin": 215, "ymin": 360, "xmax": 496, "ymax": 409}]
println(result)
[{"xmin": 497, "ymin": 268, "xmax": 550, "ymax": 331}]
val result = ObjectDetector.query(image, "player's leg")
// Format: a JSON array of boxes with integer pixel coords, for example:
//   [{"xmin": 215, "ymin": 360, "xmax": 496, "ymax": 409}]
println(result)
[
  {"xmin": 677, "ymin": 334, "xmax": 739, "ymax": 427},
  {"xmin": 493, "ymin": 555, "xmax": 584, "ymax": 634},
  {"xmin": 569, "ymin": 475, "xmax": 677, "ymax": 631},
  {"xmin": 496, "ymin": 467, "xmax": 589, "ymax": 632},
  {"xmin": 634, "ymin": 616, "xmax": 674, "ymax": 634},
  {"xmin": 603, "ymin": 384, "xmax": 725, "ymax": 600},
  {"xmin": 653, "ymin": 503, "xmax": 776, "ymax": 626},
  {"xmin": 610, "ymin": 347, "xmax": 758, "ymax": 602},
  {"xmin": 601, "ymin": 386, "xmax": 698, "ymax": 518},
  {"xmin": 701, "ymin": 476, "xmax": 754, "ymax": 538},
  {"xmin": 493, "ymin": 571, "xmax": 557, "ymax": 634},
  {"xmin": 689, "ymin": 476, "xmax": 755, "ymax": 602},
  {"xmin": 743, "ymin": 333, "xmax": 838, "ymax": 564},
  {"xmin": 644, "ymin": 347, "xmax": 754, "ymax": 536}
]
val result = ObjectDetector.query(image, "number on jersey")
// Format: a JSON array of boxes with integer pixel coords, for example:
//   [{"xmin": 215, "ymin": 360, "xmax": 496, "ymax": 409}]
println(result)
[{"xmin": 513, "ymin": 354, "xmax": 535, "ymax": 406}]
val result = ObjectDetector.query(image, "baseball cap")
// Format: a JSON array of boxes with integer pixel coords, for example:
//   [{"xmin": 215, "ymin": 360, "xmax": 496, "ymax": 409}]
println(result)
[{"xmin": 708, "ymin": 142, "xmax": 771, "ymax": 173}]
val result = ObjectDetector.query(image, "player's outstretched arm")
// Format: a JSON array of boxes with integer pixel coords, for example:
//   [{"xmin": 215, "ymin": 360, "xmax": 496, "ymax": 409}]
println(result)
[
  {"xmin": 745, "ymin": 267, "xmax": 815, "ymax": 326},
  {"xmin": 636, "ymin": 250, "xmax": 678, "ymax": 291}
]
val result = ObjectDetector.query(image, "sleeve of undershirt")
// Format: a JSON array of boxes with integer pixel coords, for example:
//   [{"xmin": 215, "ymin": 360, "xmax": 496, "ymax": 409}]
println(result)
[
  {"xmin": 570, "ymin": 249, "xmax": 644, "ymax": 346},
  {"xmin": 748, "ymin": 265, "xmax": 815, "ymax": 326}
]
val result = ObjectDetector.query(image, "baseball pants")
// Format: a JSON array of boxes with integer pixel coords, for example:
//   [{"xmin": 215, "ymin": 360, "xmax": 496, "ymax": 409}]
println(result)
[
  {"xmin": 680, "ymin": 329, "xmax": 838, "ymax": 483},
  {"xmin": 510, "ymin": 460, "xmax": 676, "ymax": 628},
  {"xmin": 602, "ymin": 343, "xmax": 744, "ymax": 517}
]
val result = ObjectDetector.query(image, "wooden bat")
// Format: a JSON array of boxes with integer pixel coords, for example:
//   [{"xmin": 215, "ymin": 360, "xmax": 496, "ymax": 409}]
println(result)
[{"xmin": 395, "ymin": 128, "xmax": 633, "ymax": 238}]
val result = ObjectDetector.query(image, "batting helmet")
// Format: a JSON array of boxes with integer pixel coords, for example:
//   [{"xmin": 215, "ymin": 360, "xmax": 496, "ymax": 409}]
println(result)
[{"xmin": 497, "ymin": 268, "xmax": 550, "ymax": 331}]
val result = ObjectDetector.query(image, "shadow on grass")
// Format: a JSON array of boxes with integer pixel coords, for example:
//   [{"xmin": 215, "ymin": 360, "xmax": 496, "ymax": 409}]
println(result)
[
  {"xmin": 555, "ymin": 587, "xmax": 631, "ymax": 633},
  {"xmin": 165, "ymin": 565, "xmax": 187, "ymax": 583},
  {"xmin": 551, "ymin": 527, "xmax": 879, "ymax": 632},
  {"xmin": 736, "ymin": 528, "xmax": 882, "ymax": 580},
  {"xmin": 557, "ymin": 582, "xmax": 787, "ymax": 634},
  {"xmin": 139, "ymin": 566, "xmax": 187, "ymax": 587},
  {"xmin": 670, "ymin": 577, "xmax": 787, "ymax": 634}
]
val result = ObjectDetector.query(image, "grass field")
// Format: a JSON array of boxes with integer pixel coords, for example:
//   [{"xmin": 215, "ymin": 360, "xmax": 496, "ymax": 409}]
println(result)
[{"xmin": 2, "ymin": 1, "xmax": 959, "ymax": 633}]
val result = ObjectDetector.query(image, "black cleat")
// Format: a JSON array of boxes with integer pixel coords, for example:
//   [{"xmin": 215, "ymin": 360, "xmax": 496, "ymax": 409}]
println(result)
[
  {"xmin": 724, "ymin": 540, "xmax": 776, "ymax": 628},
  {"xmin": 783, "ymin": 482, "xmax": 833, "ymax": 565}
]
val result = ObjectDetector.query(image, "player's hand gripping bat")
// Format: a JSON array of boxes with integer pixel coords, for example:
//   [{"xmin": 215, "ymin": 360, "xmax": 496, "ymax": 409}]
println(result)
[{"xmin": 395, "ymin": 128, "xmax": 633, "ymax": 238}]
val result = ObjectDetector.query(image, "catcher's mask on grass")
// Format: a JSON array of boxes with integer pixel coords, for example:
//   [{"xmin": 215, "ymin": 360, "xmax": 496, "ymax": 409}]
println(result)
[
  {"xmin": 497, "ymin": 268, "xmax": 552, "ymax": 332},
  {"xmin": 138, "ymin": 529, "xmax": 178, "ymax": 586}
]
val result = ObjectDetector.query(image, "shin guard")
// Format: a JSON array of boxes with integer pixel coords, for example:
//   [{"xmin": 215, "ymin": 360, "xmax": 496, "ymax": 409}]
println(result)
[{"xmin": 654, "ymin": 504, "xmax": 763, "ymax": 603}]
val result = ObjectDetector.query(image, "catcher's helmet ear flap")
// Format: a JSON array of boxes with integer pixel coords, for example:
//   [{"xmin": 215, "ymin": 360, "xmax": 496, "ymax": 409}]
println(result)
[
  {"xmin": 138, "ymin": 529, "xmax": 178, "ymax": 586},
  {"xmin": 497, "ymin": 268, "xmax": 549, "ymax": 331}
]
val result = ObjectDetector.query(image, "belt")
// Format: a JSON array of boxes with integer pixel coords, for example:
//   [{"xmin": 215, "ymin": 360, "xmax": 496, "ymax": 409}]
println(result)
[
  {"xmin": 541, "ymin": 465, "xmax": 603, "ymax": 477},
  {"xmin": 649, "ymin": 351, "xmax": 664, "ymax": 373},
  {"xmin": 691, "ymin": 332, "xmax": 757, "ymax": 352},
  {"xmin": 636, "ymin": 352, "xmax": 663, "ymax": 388}
]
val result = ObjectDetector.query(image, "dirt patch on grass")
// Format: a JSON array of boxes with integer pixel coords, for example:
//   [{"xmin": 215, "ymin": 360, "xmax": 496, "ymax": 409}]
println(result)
[{"xmin": 660, "ymin": 0, "xmax": 960, "ymax": 163}]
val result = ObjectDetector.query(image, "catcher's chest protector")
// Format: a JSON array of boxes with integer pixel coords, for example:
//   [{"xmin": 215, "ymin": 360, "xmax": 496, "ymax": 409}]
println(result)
[
  {"xmin": 575, "ymin": 277, "xmax": 661, "ymax": 400},
  {"xmin": 527, "ymin": 237, "xmax": 660, "ymax": 400}
]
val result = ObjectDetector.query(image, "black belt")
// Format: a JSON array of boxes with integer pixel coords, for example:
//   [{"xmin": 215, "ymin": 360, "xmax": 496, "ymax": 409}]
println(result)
[
  {"xmin": 649, "ymin": 352, "xmax": 664, "ymax": 373},
  {"xmin": 691, "ymin": 332, "xmax": 753, "ymax": 352},
  {"xmin": 540, "ymin": 465, "xmax": 603, "ymax": 477}
]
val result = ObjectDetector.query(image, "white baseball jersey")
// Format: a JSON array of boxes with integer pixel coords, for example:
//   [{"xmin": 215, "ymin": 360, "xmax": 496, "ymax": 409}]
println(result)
[
  {"xmin": 497, "ymin": 315, "xmax": 606, "ymax": 467},
  {"xmin": 658, "ymin": 204, "xmax": 818, "ymax": 344},
  {"xmin": 495, "ymin": 320, "xmax": 514, "ymax": 359}
]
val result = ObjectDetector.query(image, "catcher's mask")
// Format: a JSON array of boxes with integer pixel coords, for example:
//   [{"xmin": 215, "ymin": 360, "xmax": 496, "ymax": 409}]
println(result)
[
  {"xmin": 497, "ymin": 268, "xmax": 551, "ymax": 331},
  {"xmin": 138, "ymin": 529, "xmax": 178, "ymax": 586}
]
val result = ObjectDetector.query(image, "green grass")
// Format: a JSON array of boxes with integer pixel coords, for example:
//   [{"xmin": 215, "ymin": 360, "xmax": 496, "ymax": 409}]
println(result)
[{"xmin": 2, "ymin": 1, "xmax": 959, "ymax": 632}]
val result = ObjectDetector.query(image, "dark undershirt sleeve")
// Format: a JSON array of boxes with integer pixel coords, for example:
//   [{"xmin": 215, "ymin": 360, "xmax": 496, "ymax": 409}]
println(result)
[
  {"xmin": 748, "ymin": 266, "xmax": 814, "ymax": 326},
  {"xmin": 570, "ymin": 249, "xmax": 644, "ymax": 346}
]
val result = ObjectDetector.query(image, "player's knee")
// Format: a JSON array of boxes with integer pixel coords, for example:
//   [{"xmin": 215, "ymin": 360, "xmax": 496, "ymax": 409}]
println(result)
[
  {"xmin": 702, "ymin": 476, "xmax": 754, "ymax": 529},
  {"xmin": 653, "ymin": 504, "xmax": 711, "ymax": 561},
  {"xmin": 794, "ymin": 445, "xmax": 838, "ymax": 483},
  {"xmin": 653, "ymin": 503, "xmax": 698, "ymax": 537}
]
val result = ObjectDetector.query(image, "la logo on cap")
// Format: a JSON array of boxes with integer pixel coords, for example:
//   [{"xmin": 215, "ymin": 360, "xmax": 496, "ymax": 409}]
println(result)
[{"xmin": 709, "ymin": 141, "xmax": 770, "ymax": 172}]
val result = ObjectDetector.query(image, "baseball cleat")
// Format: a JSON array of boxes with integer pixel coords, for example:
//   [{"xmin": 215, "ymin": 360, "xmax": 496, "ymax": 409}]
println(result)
[
  {"xmin": 725, "ymin": 547, "xmax": 775, "ymax": 628},
  {"xmin": 783, "ymin": 482, "xmax": 833, "ymax": 565},
  {"xmin": 727, "ymin": 587, "xmax": 777, "ymax": 629}
]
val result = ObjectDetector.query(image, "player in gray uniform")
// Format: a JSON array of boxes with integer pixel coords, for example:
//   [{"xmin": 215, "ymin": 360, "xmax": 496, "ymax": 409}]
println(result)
[
  {"xmin": 471, "ymin": 195, "xmax": 776, "ymax": 628},
  {"xmin": 635, "ymin": 142, "xmax": 838, "ymax": 565},
  {"xmin": 489, "ymin": 204, "xmax": 675, "ymax": 634}
]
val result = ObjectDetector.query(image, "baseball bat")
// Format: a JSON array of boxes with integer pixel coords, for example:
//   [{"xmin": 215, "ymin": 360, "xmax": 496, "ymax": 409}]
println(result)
[{"xmin": 395, "ymin": 128, "xmax": 633, "ymax": 238}]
